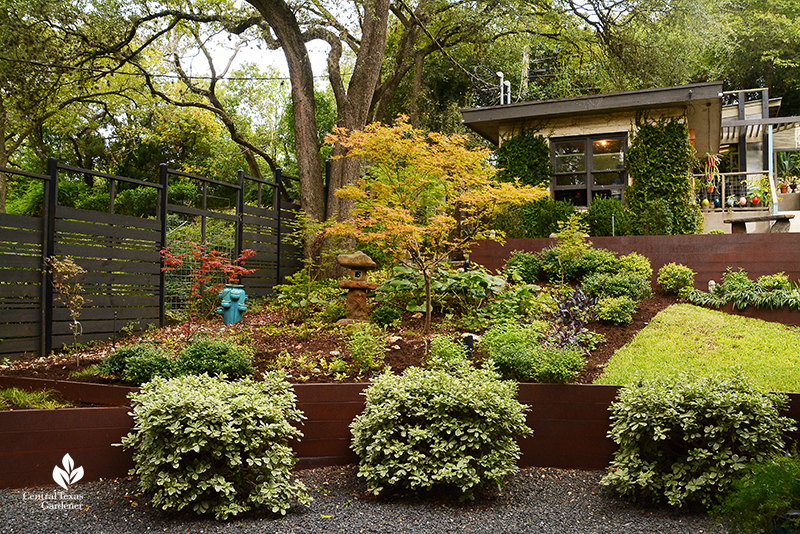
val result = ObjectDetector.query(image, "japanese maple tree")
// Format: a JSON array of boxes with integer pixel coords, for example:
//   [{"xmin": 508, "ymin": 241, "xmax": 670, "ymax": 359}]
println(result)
[{"xmin": 326, "ymin": 117, "xmax": 547, "ymax": 331}]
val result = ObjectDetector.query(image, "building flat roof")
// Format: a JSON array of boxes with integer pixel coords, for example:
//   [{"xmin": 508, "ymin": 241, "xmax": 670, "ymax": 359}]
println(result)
[{"xmin": 461, "ymin": 82, "xmax": 724, "ymax": 145}]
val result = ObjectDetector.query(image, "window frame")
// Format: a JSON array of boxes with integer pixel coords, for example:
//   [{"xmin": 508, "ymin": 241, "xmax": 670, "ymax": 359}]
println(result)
[{"xmin": 550, "ymin": 133, "xmax": 628, "ymax": 206}]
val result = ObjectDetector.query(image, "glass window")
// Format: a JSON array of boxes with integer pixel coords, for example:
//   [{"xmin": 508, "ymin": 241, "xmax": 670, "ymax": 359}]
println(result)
[
  {"xmin": 551, "ymin": 134, "xmax": 627, "ymax": 205},
  {"xmin": 553, "ymin": 141, "xmax": 585, "ymax": 173}
]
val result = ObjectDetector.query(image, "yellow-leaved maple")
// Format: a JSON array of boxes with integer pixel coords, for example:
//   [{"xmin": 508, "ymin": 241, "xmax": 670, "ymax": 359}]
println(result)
[{"xmin": 326, "ymin": 116, "xmax": 547, "ymax": 331}]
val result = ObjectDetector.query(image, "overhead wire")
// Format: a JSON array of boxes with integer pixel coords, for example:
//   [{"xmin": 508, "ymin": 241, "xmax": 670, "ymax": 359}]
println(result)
[{"xmin": 0, "ymin": 55, "xmax": 344, "ymax": 82}]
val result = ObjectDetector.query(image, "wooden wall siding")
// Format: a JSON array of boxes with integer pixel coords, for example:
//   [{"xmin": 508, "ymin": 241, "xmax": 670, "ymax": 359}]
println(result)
[
  {"xmin": 470, "ymin": 234, "xmax": 800, "ymax": 290},
  {"xmin": 0, "ymin": 214, "xmax": 45, "ymax": 358},
  {"xmin": 0, "ymin": 380, "xmax": 798, "ymax": 489}
]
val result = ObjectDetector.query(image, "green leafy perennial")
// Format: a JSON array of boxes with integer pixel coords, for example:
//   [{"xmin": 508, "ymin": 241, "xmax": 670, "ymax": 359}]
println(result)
[
  {"xmin": 602, "ymin": 374, "xmax": 794, "ymax": 508},
  {"xmin": 351, "ymin": 366, "xmax": 532, "ymax": 499},
  {"xmin": 121, "ymin": 373, "xmax": 310, "ymax": 519}
]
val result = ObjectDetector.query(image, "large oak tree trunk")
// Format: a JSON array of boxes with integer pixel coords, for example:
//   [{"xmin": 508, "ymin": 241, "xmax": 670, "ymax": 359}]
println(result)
[{"xmin": 246, "ymin": 0, "xmax": 325, "ymax": 223}]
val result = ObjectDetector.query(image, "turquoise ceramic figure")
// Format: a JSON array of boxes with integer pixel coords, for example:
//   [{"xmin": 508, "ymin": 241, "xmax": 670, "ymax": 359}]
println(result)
[{"xmin": 217, "ymin": 285, "xmax": 248, "ymax": 324}]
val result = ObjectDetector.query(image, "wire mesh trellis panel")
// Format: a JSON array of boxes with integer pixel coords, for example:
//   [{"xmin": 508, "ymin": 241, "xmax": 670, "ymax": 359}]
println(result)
[{"xmin": 163, "ymin": 214, "xmax": 237, "ymax": 320}]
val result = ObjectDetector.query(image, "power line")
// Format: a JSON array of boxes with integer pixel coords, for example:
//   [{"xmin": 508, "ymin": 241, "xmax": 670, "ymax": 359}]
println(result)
[{"xmin": 0, "ymin": 55, "xmax": 345, "ymax": 82}]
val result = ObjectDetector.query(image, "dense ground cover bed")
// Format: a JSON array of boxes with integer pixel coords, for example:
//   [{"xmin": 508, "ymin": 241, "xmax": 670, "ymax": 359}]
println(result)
[
  {"xmin": 597, "ymin": 304, "xmax": 800, "ymax": 392},
  {"xmin": 0, "ymin": 294, "xmax": 678, "ymax": 386}
]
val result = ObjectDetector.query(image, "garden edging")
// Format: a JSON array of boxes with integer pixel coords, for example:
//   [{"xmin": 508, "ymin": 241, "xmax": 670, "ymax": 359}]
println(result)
[{"xmin": 2, "ymin": 377, "xmax": 799, "ymax": 490}]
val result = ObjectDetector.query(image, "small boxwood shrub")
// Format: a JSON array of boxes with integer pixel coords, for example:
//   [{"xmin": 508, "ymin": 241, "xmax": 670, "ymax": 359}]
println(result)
[
  {"xmin": 121, "ymin": 373, "xmax": 310, "ymax": 519},
  {"xmin": 597, "ymin": 296, "xmax": 637, "ymax": 325},
  {"xmin": 370, "ymin": 304, "xmax": 402, "ymax": 328},
  {"xmin": 581, "ymin": 272, "xmax": 651, "ymax": 301},
  {"xmin": 490, "ymin": 345, "xmax": 586, "ymax": 383},
  {"xmin": 616, "ymin": 252, "xmax": 653, "ymax": 279},
  {"xmin": 100, "ymin": 343, "xmax": 175, "ymax": 386},
  {"xmin": 601, "ymin": 374, "xmax": 795, "ymax": 508},
  {"xmin": 175, "ymin": 338, "xmax": 254, "ymax": 379},
  {"xmin": 426, "ymin": 335, "xmax": 469, "ymax": 370},
  {"xmin": 503, "ymin": 251, "xmax": 541, "ymax": 284},
  {"xmin": 350, "ymin": 366, "xmax": 532, "ymax": 498},
  {"xmin": 657, "ymin": 262, "xmax": 695, "ymax": 295},
  {"xmin": 574, "ymin": 248, "xmax": 619, "ymax": 276}
]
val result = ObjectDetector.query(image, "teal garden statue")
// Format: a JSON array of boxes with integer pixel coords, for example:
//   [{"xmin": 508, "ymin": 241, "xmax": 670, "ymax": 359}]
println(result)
[{"xmin": 217, "ymin": 284, "xmax": 248, "ymax": 325}]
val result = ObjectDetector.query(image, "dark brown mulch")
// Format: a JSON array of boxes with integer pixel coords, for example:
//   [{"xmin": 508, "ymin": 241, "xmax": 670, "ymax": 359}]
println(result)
[{"xmin": 0, "ymin": 294, "xmax": 680, "ymax": 386}]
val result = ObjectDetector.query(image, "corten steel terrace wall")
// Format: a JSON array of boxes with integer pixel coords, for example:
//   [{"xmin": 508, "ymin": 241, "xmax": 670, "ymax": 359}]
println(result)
[
  {"xmin": 470, "ymin": 234, "xmax": 800, "ymax": 288},
  {"xmin": 2, "ymin": 379, "xmax": 799, "ymax": 489}
]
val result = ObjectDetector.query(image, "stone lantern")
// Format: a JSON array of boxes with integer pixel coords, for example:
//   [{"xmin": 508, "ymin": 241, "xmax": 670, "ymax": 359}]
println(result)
[{"xmin": 336, "ymin": 251, "xmax": 377, "ymax": 324}]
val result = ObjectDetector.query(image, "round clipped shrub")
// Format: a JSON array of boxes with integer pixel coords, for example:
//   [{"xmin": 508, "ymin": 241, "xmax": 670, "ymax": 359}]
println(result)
[
  {"xmin": 504, "ymin": 250, "xmax": 542, "ymax": 284},
  {"xmin": 657, "ymin": 262, "xmax": 695, "ymax": 295},
  {"xmin": 601, "ymin": 374, "xmax": 795, "ymax": 508},
  {"xmin": 175, "ymin": 338, "xmax": 254, "ymax": 379},
  {"xmin": 490, "ymin": 345, "xmax": 585, "ymax": 383},
  {"xmin": 100, "ymin": 343, "xmax": 175, "ymax": 386},
  {"xmin": 121, "ymin": 373, "xmax": 310, "ymax": 519},
  {"xmin": 370, "ymin": 304, "xmax": 402, "ymax": 328},
  {"xmin": 616, "ymin": 252, "xmax": 653, "ymax": 279},
  {"xmin": 757, "ymin": 272, "xmax": 791, "ymax": 292},
  {"xmin": 350, "ymin": 366, "xmax": 532, "ymax": 498},
  {"xmin": 585, "ymin": 197, "xmax": 630, "ymax": 236},
  {"xmin": 582, "ymin": 272, "xmax": 652, "ymax": 301},
  {"xmin": 597, "ymin": 296, "xmax": 637, "ymax": 325}
]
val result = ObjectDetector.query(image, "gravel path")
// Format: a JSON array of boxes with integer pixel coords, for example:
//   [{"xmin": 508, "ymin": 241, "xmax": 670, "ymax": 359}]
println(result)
[{"xmin": 0, "ymin": 466, "xmax": 727, "ymax": 534}]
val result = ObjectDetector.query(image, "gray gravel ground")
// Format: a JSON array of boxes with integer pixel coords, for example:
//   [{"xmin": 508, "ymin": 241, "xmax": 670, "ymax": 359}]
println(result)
[{"xmin": 0, "ymin": 466, "xmax": 728, "ymax": 534}]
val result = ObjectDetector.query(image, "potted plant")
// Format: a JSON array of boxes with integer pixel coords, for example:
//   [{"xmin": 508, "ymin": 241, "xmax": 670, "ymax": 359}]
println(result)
[
  {"xmin": 712, "ymin": 453, "xmax": 800, "ymax": 534},
  {"xmin": 790, "ymin": 175, "xmax": 799, "ymax": 193},
  {"xmin": 779, "ymin": 180, "xmax": 789, "ymax": 194}
]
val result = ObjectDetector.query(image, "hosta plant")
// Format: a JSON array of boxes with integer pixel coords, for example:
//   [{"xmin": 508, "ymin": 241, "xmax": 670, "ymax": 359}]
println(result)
[
  {"xmin": 351, "ymin": 365, "xmax": 532, "ymax": 499},
  {"xmin": 602, "ymin": 374, "xmax": 794, "ymax": 509},
  {"xmin": 121, "ymin": 373, "xmax": 310, "ymax": 519}
]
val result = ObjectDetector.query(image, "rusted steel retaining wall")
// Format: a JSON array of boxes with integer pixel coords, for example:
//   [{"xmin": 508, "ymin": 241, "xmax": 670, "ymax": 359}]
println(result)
[
  {"xmin": 1, "ymin": 378, "xmax": 798, "ymax": 489},
  {"xmin": 470, "ymin": 234, "xmax": 800, "ymax": 291}
]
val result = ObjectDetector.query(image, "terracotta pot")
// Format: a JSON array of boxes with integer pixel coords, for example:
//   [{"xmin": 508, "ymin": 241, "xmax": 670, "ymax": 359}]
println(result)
[{"xmin": 781, "ymin": 185, "xmax": 789, "ymax": 194}]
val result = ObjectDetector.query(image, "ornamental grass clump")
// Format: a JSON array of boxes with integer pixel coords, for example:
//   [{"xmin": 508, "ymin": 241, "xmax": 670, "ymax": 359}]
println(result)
[
  {"xmin": 121, "ymin": 373, "xmax": 310, "ymax": 520},
  {"xmin": 601, "ymin": 374, "xmax": 795, "ymax": 509},
  {"xmin": 350, "ymin": 366, "xmax": 532, "ymax": 499}
]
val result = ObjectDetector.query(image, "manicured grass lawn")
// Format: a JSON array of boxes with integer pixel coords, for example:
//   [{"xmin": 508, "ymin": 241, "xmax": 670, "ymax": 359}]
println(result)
[{"xmin": 595, "ymin": 304, "xmax": 800, "ymax": 393}]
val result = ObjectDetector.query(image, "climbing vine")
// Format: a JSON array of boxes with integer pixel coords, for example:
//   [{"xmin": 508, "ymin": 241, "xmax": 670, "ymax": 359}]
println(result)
[
  {"xmin": 625, "ymin": 113, "xmax": 703, "ymax": 235},
  {"xmin": 496, "ymin": 128, "xmax": 552, "ymax": 187}
]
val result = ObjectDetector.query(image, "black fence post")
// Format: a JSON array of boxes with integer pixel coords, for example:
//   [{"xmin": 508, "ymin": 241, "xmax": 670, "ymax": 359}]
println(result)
[
  {"xmin": 42, "ymin": 158, "xmax": 58, "ymax": 356},
  {"xmin": 158, "ymin": 164, "xmax": 169, "ymax": 328},
  {"xmin": 274, "ymin": 168, "xmax": 282, "ymax": 287},
  {"xmin": 236, "ymin": 170, "xmax": 245, "ymax": 259}
]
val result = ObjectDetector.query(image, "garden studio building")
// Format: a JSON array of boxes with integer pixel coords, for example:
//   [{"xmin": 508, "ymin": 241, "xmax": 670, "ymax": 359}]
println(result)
[{"xmin": 461, "ymin": 82, "xmax": 724, "ymax": 208}]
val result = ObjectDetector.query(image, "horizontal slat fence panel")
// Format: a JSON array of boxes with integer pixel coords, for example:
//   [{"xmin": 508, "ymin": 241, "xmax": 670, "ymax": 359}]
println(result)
[
  {"xmin": 0, "ymin": 162, "xmax": 303, "ymax": 359},
  {"xmin": 0, "ymin": 211, "xmax": 43, "ymax": 359},
  {"xmin": 50, "ymin": 206, "xmax": 163, "ymax": 354}
]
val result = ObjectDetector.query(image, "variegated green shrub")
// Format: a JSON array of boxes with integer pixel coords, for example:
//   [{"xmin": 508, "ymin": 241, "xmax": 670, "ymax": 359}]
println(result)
[
  {"xmin": 121, "ymin": 373, "xmax": 310, "ymax": 519},
  {"xmin": 350, "ymin": 366, "xmax": 532, "ymax": 499},
  {"xmin": 601, "ymin": 374, "xmax": 794, "ymax": 508}
]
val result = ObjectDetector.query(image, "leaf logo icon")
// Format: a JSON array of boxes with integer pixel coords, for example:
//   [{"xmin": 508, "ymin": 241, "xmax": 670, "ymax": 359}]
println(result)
[{"xmin": 52, "ymin": 454, "xmax": 84, "ymax": 490}]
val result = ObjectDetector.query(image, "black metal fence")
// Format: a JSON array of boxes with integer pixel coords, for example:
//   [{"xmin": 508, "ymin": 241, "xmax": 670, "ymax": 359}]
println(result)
[{"xmin": 0, "ymin": 159, "xmax": 301, "ymax": 359}]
